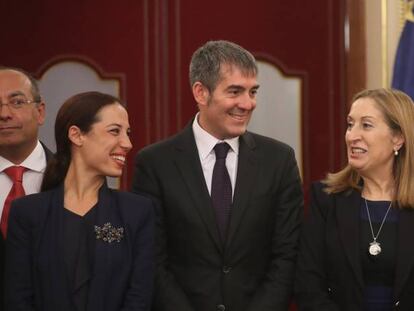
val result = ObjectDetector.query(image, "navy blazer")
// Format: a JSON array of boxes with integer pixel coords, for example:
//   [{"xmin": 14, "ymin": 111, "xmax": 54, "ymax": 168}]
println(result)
[
  {"xmin": 295, "ymin": 182, "xmax": 414, "ymax": 311},
  {"xmin": 5, "ymin": 184, "xmax": 154, "ymax": 311}
]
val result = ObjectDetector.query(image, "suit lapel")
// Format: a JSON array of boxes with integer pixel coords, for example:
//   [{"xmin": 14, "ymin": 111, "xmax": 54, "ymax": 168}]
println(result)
[
  {"xmin": 39, "ymin": 185, "xmax": 72, "ymax": 308},
  {"xmin": 173, "ymin": 125, "xmax": 223, "ymax": 252},
  {"xmin": 226, "ymin": 132, "xmax": 258, "ymax": 247},
  {"xmin": 40, "ymin": 141, "xmax": 53, "ymax": 162},
  {"xmin": 394, "ymin": 207, "xmax": 414, "ymax": 298},
  {"xmin": 335, "ymin": 189, "xmax": 364, "ymax": 289},
  {"xmin": 42, "ymin": 185, "xmax": 96, "ymax": 309}
]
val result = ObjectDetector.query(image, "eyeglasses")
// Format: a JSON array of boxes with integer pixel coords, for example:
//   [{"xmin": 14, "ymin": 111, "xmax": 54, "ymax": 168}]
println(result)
[{"xmin": 0, "ymin": 97, "xmax": 40, "ymax": 110}]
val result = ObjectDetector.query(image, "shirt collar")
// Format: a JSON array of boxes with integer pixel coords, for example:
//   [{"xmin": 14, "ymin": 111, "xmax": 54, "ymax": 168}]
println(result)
[
  {"xmin": 192, "ymin": 113, "xmax": 239, "ymax": 161},
  {"xmin": 0, "ymin": 141, "xmax": 47, "ymax": 173}
]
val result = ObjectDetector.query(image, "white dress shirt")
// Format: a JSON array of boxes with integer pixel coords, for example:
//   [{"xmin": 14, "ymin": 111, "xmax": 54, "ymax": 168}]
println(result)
[
  {"xmin": 192, "ymin": 114, "xmax": 239, "ymax": 197},
  {"xmin": 0, "ymin": 141, "xmax": 47, "ymax": 215}
]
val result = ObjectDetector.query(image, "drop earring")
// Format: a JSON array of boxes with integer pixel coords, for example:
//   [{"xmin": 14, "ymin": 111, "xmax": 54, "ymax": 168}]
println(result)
[{"xmin": 394, "ymin": 149, "xmax": 399, "ymax": 156}]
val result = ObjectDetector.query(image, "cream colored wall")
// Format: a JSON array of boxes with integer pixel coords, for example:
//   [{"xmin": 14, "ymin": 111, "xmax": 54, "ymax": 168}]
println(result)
[{"xmin": 365, "ymin": 0, "xmax": 405, "ymax": 89}]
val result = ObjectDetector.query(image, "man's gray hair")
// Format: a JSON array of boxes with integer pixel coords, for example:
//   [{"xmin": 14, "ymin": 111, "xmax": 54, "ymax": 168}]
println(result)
[{"xmin": 189, "ymin": 40, "xmax": 258, "ymax": 92}]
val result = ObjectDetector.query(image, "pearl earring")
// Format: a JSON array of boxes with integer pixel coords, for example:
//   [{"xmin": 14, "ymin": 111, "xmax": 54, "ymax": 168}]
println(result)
[{"xmin": 394, "ymin": 149, "xmax": 399, "ymax": 156}]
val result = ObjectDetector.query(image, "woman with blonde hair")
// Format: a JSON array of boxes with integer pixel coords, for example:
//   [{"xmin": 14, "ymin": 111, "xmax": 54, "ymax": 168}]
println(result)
[{"xmin": 295, "ymin": 88, "xmax": 414, "ymax": 310}]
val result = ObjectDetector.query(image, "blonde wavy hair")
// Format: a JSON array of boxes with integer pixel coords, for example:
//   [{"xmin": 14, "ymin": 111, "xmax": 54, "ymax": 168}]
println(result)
[{"xmin": 323, "ymin": 88, "xmax": 414, "ymax": 208}]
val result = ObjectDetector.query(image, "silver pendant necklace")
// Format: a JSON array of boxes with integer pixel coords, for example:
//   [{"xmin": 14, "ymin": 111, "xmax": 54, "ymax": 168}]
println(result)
[{"xmin": 364, "ymin": 199, "xmax": 392, "ymax": 256}]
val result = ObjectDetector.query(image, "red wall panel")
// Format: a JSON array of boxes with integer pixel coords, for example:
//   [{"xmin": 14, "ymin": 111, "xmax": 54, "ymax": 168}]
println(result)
[{"xmin": 0, "ymin": 0, "xmax": 348, "ymax": 193}]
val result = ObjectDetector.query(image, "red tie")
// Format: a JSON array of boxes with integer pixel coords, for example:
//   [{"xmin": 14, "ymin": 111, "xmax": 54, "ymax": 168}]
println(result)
[{"xmin": 1, "ymin": 166, "xmax": 26, "ymax": 238}]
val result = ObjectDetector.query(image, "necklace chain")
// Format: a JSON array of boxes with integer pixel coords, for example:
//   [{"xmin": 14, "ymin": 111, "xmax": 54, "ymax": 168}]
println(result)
[{"xmin": 364, "ymin": 199, "xmax": 392, "ymax": 242}]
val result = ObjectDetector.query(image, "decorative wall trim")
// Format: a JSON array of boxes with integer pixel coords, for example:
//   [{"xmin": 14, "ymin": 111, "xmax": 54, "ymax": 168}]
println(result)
[
  {"xmin": 253, "ymin": 52, "xmax": 308, "ymax": 183},
  {"xmin": 36, "ymin": 54, "xmax": 126, "ymax": 100}
]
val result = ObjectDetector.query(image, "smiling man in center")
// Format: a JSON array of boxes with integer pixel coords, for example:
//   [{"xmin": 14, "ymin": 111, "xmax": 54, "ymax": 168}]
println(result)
[{"xmin": 132, "ymin": 40, "xmax": 303, "ymax": 311}]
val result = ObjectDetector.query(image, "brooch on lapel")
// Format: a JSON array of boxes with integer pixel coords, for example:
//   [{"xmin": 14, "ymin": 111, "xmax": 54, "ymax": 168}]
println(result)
[{"xmin": 94, "ymin": 223, "xmax": 124, "ymax": 243}]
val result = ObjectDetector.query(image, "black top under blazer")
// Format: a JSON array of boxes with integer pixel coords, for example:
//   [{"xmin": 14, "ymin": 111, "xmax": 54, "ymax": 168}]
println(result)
[
  {"xmin": 295, "ymin": 181, "xmax": 414, "ymax": 311},
  {"xmin": 4, "ymin": 183, "xmax": 154, "ymax": 311},
  {"xmin": 132, "ymin": 124, "xmax": 303, "ymax": 311}
]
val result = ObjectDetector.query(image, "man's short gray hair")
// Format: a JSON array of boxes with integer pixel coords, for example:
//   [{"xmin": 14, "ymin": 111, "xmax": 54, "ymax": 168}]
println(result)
[{"xmin": 189, "ymin": 40, "xmax": 258, "ymax": 92}]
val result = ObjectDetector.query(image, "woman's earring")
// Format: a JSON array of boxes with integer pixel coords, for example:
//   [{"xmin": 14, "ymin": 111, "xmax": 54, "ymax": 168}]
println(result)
[{"xmin": 394, "ymin": 149, "xmax": 399, "ymax": 156}]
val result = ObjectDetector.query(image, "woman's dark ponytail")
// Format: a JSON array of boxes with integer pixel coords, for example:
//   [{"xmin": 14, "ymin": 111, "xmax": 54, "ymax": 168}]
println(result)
[{"xmin": 39, "ymin": 91, "xmax": 121, "ymax": 192}]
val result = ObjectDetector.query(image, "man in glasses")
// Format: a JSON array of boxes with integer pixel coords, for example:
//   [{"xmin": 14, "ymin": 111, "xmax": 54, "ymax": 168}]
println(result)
[{"xmin": 0, "ymin": 67, "xmax": 51, "ymax": 306}]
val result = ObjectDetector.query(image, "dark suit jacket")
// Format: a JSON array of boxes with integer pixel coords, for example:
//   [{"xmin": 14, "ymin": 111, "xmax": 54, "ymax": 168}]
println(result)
[
  {"xmin": 295, "ymin": 182, "xmax": 414, "ymax": 311},
  {"xmin": 0, "ymin": 142, "xmax": 52, "ymax": 309},
  {"xmin": 5, "ymin": 183, "xmax": 154, "ymax": 311},
  {"xmin": 132, "ymin": 124, "xmax": 303, "ymax": 311}
]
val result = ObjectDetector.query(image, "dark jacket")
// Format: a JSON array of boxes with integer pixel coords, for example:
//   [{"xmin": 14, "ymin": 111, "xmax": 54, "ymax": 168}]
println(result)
[
  {"xmin": 0, "ymin": 142, "xmax": 52, "ymax": 309},
  {"xmin": 295, "ymin": 181, "xmax": 414, "ymax": 311},
  {"xmin": 5, "ymin": 184, "xmax": 154, "ymax": 311},
  {"xmin": 132, "ymin": 124, "xmax": 303, "ymax": 311}
]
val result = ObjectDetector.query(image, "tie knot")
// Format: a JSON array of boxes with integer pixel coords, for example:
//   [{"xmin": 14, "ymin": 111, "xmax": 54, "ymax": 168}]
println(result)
[
  {"xmin": 4, "ymin": 166, "xmax": 25, "ymax": 183},
  {"xmin": 214, "ymin": 143, "xmax": 230, "ymax": 159}
]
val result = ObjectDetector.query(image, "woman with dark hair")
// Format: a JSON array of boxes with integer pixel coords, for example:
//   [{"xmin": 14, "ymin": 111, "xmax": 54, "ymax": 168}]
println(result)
[
  {"xmin": 5, "ymin": 92, "xmax": 154, "ymax": 311},
  {"xmin": 295, "ymin": 88, "xmax": 414, "ymax": 310}
]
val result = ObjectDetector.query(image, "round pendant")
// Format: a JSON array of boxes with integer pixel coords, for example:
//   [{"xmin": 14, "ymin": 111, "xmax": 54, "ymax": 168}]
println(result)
[{"xmin": 369, "ymin": 241, "xmax": 381, "ymax": 256}]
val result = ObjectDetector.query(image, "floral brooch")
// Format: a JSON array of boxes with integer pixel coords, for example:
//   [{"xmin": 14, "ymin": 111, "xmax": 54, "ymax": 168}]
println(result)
[{"xmin": 94, "ymin": 223, "xmax": 124, "ymax": 243}]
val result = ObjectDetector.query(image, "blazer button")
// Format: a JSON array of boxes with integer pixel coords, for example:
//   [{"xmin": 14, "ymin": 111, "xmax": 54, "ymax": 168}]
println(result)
[
  {"xmin": 216, "ymin": 304, "xmax": 226, "ymax": 311},
  {"xmin": 222, "ymin": 266, "xmax": 231, "ymax": 274}
]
